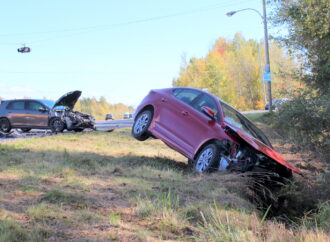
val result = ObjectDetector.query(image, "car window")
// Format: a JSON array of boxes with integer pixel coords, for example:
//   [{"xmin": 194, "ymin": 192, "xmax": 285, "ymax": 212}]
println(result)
[
  {"xmin": 191, "ymin": 94, "xmax": 219, "ymax": 120},
  {"xmin": 172, "ymin": 89, "xmax": 202, "ymax": 105},
  {"xmin": 7, "ymin": 101, "xmax": 25, "ymax": 110},
  {"xmin": 26, "ymin": 101, "xmax": 45, "ymax": 111},
  {"xmin": 42, "ymin": 100, "xmax": 55, "ymax": 109},
  {"xmin": 221, "ymin": 102, "xmax": 251, "ymax": 133},
  {"xmin": 220, "ymin": 101, "xmax": 271, "ymax": 147}
]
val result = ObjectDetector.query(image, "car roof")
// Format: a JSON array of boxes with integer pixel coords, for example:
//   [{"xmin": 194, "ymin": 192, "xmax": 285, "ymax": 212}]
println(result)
[
  {"xmin": 1, "ymin": 99, "xmax": 54, "ymax": 108},
  {"xmin": 3, "ymin": 98, "xmax": 52, "ymax": 102},
  {"xmin": 169, "ymin": 87, "xmax": 237, "ymax": 110}
]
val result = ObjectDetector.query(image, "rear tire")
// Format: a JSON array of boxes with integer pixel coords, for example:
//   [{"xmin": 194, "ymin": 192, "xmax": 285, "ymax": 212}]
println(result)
[
  {"xmin": 0, "ymin": 118, "xmax": 11, "ymax": 133},
  {"xmin": 194, "ymin": 143, "xmax": 221, "ymax": 172},
  {"xmin": 49, "ymin": 118, "xmax": 65, "ymax": 133},
  {"xmin": 132, "ymin": 109, "xmax": 153, "ymax": 141}
]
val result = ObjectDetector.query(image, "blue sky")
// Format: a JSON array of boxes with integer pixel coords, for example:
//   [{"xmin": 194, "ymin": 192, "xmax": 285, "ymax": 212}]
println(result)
[{"xmin": 0, "ymin": 0, "xmax": 271, "ymax": 106}]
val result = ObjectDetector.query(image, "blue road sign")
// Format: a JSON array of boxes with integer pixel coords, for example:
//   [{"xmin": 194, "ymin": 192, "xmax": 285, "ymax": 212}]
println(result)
[
  {"xmin": 264, "ymin": 65, "xmax": 270, "ymax": 73},
  {"xmin": 263, "ymin": 72, "xmax": 271, "ymax": 82}
]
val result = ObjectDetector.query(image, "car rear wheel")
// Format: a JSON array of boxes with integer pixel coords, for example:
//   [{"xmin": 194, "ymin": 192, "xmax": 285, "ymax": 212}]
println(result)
[
  {"xmin": 0, "ymin": 118, "xmax": 11, "ymax": 133},
  {"xmin": 50, "ymin": 118, "xmax": 65, "ymax": 133},
  {"xmin": 132, "ymin": 109, "xmax": 153, "ymax": 141},
  {"xmin": 194, "ymin": 143, "xmax": 221, "ymax": 172},
  {"xmin": 20, "ymin": 128, "xmax": 31, "ymax": 133}
]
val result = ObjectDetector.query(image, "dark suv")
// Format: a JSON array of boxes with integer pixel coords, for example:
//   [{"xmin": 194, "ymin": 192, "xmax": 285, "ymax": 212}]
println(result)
[{"xmin": 0, "ymin": 90, "xmax": 95, "ymax": 133}]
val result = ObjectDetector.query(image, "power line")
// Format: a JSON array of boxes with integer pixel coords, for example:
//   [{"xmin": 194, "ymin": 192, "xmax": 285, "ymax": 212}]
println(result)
[{"xmin": 0, "ymin": 0, "xmax": 255, "ymax": 45}]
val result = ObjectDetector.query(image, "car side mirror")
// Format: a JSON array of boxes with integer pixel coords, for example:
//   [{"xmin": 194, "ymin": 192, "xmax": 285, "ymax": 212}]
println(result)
[
  {"xmin": 201, "ymin": 106, "xmax": 216, "ymax": 120},
  {"xmin": 38, "ymin": 107, "xmax": 47, "ymax": 112}
]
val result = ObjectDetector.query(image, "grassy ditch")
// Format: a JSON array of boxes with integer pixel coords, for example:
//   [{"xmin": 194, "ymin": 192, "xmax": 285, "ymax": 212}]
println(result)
[{"xmin": 0, "ymin": 129, "xmax": 329, "ymax": 241}]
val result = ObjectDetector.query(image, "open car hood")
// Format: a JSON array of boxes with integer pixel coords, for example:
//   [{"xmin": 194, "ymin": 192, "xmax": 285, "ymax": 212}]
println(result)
[
  {"xmin": 224, "ymin": 122, "xmax": 301, "ymax": 174},
  {"xmin": 53, "ymin": 90, "xmax": 82, "ymax": 109}
]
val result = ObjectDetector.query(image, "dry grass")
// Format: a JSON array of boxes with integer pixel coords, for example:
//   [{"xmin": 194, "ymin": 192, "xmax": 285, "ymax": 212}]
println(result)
[{"xmin": 0, "ymin": 128, "xmax": 329, "ymax": 241}]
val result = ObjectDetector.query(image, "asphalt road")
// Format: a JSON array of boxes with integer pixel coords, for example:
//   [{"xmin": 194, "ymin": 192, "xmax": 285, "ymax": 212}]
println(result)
[
  {"xmin": 0, "ymin": 119, "xmax": 134, "ymax": 142},
  {"xmin": 94, "ymin": 119, "xmax": 134, "ymax": 131},
  {"xmin": 241, "ymin": 110, "xmax": 268, "ymax": 114}
]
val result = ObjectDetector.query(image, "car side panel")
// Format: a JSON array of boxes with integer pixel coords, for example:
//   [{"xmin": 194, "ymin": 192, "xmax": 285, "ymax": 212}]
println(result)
[
  {"xmin": 153, "ymin": 95, "xmax": 196, "ymax": 155},
  {"xmin": 6, "ymin": 102, "xmax": 28, "ymax": 126},
  {"xmin": 26, "ymin": 110, "xmax": 49, "ymax": 127},
  {"xmin": 25, "ymin": 101, "xmax": 49, "ymax": 127},
  {"xmin": 134, "ymin": 89, "xmax": 193, "ymax": 157}
]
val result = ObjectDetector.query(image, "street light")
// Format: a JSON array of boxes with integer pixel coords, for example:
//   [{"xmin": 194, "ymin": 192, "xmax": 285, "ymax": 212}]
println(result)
[{"xmin": 226, "ymin": 0, "xmax": 272, "ymax": 111}]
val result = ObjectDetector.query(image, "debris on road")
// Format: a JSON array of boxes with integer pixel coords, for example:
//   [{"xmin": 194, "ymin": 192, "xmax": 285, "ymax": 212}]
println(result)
[
  {"xmin": 0, "ymin": 129, "xmax": 14, "ymax": 138},
  {"xmin": 0, "ymin": 119, "xmax": 131, "ymax": 142},
  {"xmin": 0, "ymin": 129, "xmax": 52, "ymax": 141}
]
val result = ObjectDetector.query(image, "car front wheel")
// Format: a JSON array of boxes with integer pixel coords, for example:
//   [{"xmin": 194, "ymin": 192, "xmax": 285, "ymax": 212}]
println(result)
[
  {"xmin": 132, "ymin": 109, "xmax": 153, "ymax": 141},
  {"xmin": 50, "ymin": 118, "xmax": 65, "ymax": 133},
  {"xmin": 0, "ymin": 118, "xmax": 11, "ymax": 133},
  {"xmin": 194, "ymin": 143, "xmax": 221, "ymax": 172}
]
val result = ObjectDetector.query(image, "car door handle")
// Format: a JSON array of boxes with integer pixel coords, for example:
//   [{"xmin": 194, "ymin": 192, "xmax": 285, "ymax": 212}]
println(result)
[
  {"xmin": 161, "ymin": 98, "xmax": 167, "ymax": 103},
  {"xmin": 181, "ymin": 111, "xmax": 189, "ymax": 116}
]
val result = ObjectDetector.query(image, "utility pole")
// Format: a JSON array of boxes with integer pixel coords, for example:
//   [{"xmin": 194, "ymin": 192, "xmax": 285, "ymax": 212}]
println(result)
[
  {"xmin": 262, "ymin": 0, "xmax": 272, "ymax": 111},
  {"xmin": 226, "ymin": 0, "xmax": 273, "ymax": 111}
]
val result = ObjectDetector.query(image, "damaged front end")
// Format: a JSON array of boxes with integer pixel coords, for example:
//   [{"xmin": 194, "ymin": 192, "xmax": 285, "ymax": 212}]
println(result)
[
  {"xmin": 217, "ymin": 125, "xmax": 300, "ymax": 179},
  {"xmin": 49, "ymin": 91, "xmax": 95, "ymax": 132},
  {"xmin": 218, "ymin": 141, "xmax": 293, "ymax": 178},
  {"xmin": 51, "ymin": 109, "xmax": 95, "ymax": 131}
]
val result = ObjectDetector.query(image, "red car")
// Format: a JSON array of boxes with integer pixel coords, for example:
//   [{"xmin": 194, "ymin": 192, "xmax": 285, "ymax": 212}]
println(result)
[{"xmin": 132, "ymin": 87, "xmax": 300, "ymax": 178}]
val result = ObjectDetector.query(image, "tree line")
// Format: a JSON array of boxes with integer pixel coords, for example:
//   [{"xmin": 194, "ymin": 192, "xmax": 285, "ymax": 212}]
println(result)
[
  {"xmin": 75, "ymin": 97, "xmax": 134, "ymax": 120},
  {"xmin": 173, "ymin": 33, "xmax": 301, "ymax": 111}
]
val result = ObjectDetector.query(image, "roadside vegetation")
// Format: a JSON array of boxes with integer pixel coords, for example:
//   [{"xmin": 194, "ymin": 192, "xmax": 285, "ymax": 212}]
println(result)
[
  {"xmin": 75, "ymin": 96, "xmax": 135, "ymax": 121},
  {"xmin": 0, "ymin": 129, "xmax": 329, "ymax": 241},
  {"xmin": 173, "ymin": 33, "xmax": 301, "ymax": 111},
  {"xmin": 268, "ymin": 0, "xmax": 330, "ymax": 162},
  {"xmin": 262, "ymin": 94, "xmax": 330, "ymax": 161}
]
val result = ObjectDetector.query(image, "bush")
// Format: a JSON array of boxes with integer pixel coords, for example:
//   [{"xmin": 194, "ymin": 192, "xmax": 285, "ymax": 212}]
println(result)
[{"xmin": 273, "ymin": 91, "xmax": 330, "ymax": 161}]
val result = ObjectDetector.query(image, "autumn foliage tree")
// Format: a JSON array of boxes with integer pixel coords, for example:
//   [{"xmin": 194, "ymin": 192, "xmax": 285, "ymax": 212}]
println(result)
[
  {"xmin": 270, "ymin": 0, "xmax": 330, "ymax": 95},
  {"xmin": 173, "ymin": 33, "xmax": 301, "ymax": 110}
]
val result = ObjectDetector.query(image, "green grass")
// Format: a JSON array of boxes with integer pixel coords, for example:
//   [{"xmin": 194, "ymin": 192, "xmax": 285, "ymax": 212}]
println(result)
[
  {"xmin": 0, "ymin": 219, "xmax": 49, "ymax": 242},
  {"xmin": 0, "ymin": 128, "xmax": 329, "ymax": 241},
  {"xmin": 41, "ymin": 190, "xmax": 87, "ymax": 206},
  {"xmin": 244, "ymin": 112, "xmax": 268, "ymax": 122},
  {"xmin": 0, "ymin": 220, "xmax": 29, "ymax": 242}
]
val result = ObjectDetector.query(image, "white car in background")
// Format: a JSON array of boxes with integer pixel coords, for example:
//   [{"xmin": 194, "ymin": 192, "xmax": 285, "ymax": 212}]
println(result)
[
  {"xmin": 123, "ymin": 113, "xmax": 132, "ymax": 119},
  {"xmin": 265, "ymin": 98, "xmax": 290, "ymax": 111}
]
